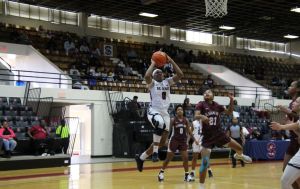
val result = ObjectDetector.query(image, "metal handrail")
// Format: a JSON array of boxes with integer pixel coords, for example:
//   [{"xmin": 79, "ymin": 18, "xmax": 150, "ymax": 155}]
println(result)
[{"xmin": 0, "ymin": 57, "xmax": 12, "ymax": 71}]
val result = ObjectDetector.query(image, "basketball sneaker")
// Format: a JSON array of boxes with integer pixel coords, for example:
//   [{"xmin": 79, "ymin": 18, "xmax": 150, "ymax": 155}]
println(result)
[
  {"xmin": 189, "ymin": 172, "xmax": 195, "ymax": 181},
  {"xmin": 158, "ymin": 171, "xmax": 164, "ymax": 182},
  {"xmin": 135, "ymin": 154, "xmax": 144, "ymax": 172},
  {"xmin": 234, "ymin": 153, "xmax": 252, "ymax": 163},
  {"xmin": 152, "ymin": 152, "xmax": 159, "ymax": 162},
  {"xmin": 208, "ymin": 169, "xmax": 213, "ymax": 178},
  {"xmin": 184, "ymin": 173, "xmax": 192, "ymax": 182}
]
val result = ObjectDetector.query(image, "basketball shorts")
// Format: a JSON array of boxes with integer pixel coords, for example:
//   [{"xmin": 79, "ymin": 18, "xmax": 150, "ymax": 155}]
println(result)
[
  {"xmin": 168, "ymin": 139, "xmax": 188, "ymax": 153},
  {"xmin": 147, "ymin": 107, "xmax": 170, "ymax": 132},
  {"xmin": 192, "ymin": 135, "xmax": 203, "ymax": 153},
  {"xmin": 202, "ymin": 130, "xmax": 231, "ymax": 149}
]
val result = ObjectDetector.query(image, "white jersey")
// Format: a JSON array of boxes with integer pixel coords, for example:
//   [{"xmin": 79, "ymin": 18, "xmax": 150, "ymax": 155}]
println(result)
[
  {"xmin": 149, "ymin": 78, "xmax": 174, "ymax": 111},
  {"xmin": 192, "ymin": 120, "xmax": 203, "ymax": 141}
]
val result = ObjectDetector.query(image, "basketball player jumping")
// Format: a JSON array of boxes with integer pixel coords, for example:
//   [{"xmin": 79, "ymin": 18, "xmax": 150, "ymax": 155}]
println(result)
[
  {"xmin": 135, "ymin": 53, "xmax": 183, "ymax": 172},
  {"xmin": 195, "ymin": 89, "xmax": 252, "ymax": 189},
  {"xmin": 271, "ymin": 96, "xmax": 300, "ymax": 189},
  {"xmin": 190, "ymin": 110, "xmax": 213, "ymax": 181}
]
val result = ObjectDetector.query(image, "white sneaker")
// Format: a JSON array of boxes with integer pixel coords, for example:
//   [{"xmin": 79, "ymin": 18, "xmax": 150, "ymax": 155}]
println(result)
[
  {"xmin": 184, "ymin": 174, "xmax": 192, "ymax": 182},
  {"xmin": 234, "ymin": 153, "xmax": 252, "ymax": 163},
  {"xmin": 190, "ymin": 172, "xmax": 195, "ymax": 181},
  {"xmin": 158, "ymin": 172, "xmax": 164, "ymax": 182}
]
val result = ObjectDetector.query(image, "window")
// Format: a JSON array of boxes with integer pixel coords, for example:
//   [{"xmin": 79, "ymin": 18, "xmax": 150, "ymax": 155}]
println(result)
[
  {"xmin": 87, "ymin": 15, "xmax": 162, "ymax": 37},
  {"xmin": 186, "ymin": 31, "xmax": 213, "ymax": 44},
  {"xmin": 237, "ymin": 37, "xmax": 286, "ymax": 52},
  {"xmin": 5, "ymin": 1, "xmax": 78, "ymax": 25}
]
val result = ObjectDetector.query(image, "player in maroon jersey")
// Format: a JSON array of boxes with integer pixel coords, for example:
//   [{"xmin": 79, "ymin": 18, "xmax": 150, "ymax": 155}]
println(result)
[
  {"xmin": 277, "ymin": 80, "xmax": 300, "ymax": 188},
  {"xmin": 195, "ymin": 89, "xmax": 252, "ymax": 189},
  {"xmin": 157, "ymin": 105, "xmax": 206, "ymax": 182}
]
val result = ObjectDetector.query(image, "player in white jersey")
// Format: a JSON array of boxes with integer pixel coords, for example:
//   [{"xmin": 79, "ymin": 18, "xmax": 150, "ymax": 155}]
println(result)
[
  {"xmin": 135, "ymin": 52, "xmax": 183, "ymax": 172},
  {"xmin": 270, "ymin": 96, "xmax": 300, "ymax": 189},
  {"xmin": 189, "ymin": 111, "xmax": 212, "ymax": 181}
]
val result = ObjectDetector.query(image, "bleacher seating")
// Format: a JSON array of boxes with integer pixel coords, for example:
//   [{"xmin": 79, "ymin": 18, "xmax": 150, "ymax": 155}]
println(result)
[{"xmin": 0, "ymin": 22, "xmax": 297, "ymax": 98}]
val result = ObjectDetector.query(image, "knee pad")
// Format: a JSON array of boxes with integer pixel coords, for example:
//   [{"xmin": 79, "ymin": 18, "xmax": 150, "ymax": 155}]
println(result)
[
  {"xmin": 199, "ymin": 156, "xmax": 210, "ymax": 174},
  {"xmin": 151, "ymin": 114, "xmax": 166, "ymax": 130}
]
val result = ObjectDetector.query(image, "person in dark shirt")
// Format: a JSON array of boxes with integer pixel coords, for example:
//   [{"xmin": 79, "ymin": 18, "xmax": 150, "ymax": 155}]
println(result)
[
  {"xmin": 195, "ymin": 90, "xmax": 252, "ymax": 188},
  {"xmin": 127, "ymin": 96, "xmax": 142, "ymax": 119}
]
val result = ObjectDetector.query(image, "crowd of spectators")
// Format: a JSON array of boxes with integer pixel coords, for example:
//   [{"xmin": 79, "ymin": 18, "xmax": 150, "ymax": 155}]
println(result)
[{"xmin": 0, "ymin": 22, "xmax": 298, "ymax": 98}]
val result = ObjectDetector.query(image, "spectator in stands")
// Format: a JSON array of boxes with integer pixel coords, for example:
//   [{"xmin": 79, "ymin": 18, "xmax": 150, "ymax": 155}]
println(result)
[
  {"xmin": 79, "ymin": 41, "xmax": 90, "ymax": 54},
  {"xmin": 123, "ymin": 64, "xmax": 133, "ymax": 76},
  {"xmin": 0, "ymin": 120, "xmax": 17, "ymax": 158},
  {"xmin": 56, "ymin": 119, "xmax": 70, "ymax": 154},
  {"xmin": 70, "ymin": 65, "xmax": 80, "ymax": 77},
  {"xmin": 28, "ymin": 120, "xmax": 55, "ymax": 156},
  {"xmin": 182, "ymin": 98, "xmax": 194, "ymax": 111},
  {"xmin": 127, "ymin": 96, "xmax": 142, "ymax": 119},
  {"xmin": 226, "ymin": 117, "xmax": 245, "ymax": 168},
  {"xmin": 271, "ymin": 76, "xmax": 280, "ymax": 86},
  {"xmin": 64, "ymin": 38, "xmax": 76, "ymax": 56},
  {"xmin": 203, "ymin": 75, "xmax": 214, "ymax": 88}
]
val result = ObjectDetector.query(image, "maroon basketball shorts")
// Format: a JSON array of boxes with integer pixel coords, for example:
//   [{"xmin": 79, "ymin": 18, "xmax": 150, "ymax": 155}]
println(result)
[
  {"xmin": 168, "ymin": 139, "xmax": 188, "ymax": 153},
  {"xmin": 202, "ymin": 130, "xmax": 231, "ymax": 149},
  {"xmin": 286, "ymin": 138, "xmax": 300, "ymax": 156}
]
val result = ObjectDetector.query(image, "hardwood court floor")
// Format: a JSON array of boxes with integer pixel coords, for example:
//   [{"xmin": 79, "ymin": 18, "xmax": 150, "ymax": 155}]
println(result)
[{"xmin": 0, "ymin": 159, "xmax": 282, "ymax": 189}]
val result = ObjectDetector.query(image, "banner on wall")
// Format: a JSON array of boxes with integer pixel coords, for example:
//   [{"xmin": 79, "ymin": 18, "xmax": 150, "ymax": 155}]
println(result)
[{"xmin": 103, "ymin": 44, "xmax": 113, "ymax": 57}]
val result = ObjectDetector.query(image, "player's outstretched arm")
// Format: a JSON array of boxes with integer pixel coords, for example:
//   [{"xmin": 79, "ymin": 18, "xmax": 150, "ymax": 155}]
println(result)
[
  {"xmin": 270, "ymin": 121, "xmax": 300, "ymax": 131},
  {"xmin": 224, "ymin": 93, "xmax": 234, "ymax": 115},
  {"xmin": 144, "ymin": 59, "xmax": 156, "ymax": 85},
  {"xmin": 167, "ymin": 55, "xmax": 183, "ymax": 83}
]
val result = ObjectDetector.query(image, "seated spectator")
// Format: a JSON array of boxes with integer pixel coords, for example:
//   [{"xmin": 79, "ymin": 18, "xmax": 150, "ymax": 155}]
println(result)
[
  {"xmin": 79, "ymin": 41, "xmax": 90, "ymax": 54},
  {"xmin": 127, "ymin": 96, "xmax": 142, "ymax": 119},
  {"xmin": 64, "ymin": 38, "xmax": 76, "ymax": 56},
  {"xmin": 203, "ymin": 75, "xmax": 214, "ymax": 88},
  {"xmin": 28, "ymin": 120, "xmax": 55, "ymax": 156},
  {"xmin": 271, "ymin": 76, "xmax": 280, "ymax": 86},
  {"xmin": 0, "ymin": 120, "xmax": 17, "ymax": 158},
  {"xmin": 123, "ymin": 64, "xmax": 133, "ymax": 76},
  {"xmin": 106, "ymin": 72, "xmax": 115, "ymax": 82},
  {"xmin": 70, "ymin": 65, "xmax": 80, "ymax": 77},
  {"xmin": 55, "ymin": 119, "xmax": 70, "ymax": 154}
]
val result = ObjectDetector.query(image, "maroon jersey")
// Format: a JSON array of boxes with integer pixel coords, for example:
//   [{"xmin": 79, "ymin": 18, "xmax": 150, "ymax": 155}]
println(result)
[
  {"xmin": 170, "ymin": 117, "xmax": 189, "ymax": 142},
  {"xmin": 195, "ymin": 101, "xmax": 225, "ymax": 134},
  {"xmin": 288, "ymin": 99, "xmax": 299, "ymax": 139}
]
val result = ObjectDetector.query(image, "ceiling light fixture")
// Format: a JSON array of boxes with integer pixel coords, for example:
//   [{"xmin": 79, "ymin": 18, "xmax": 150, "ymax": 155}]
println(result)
[
  {"xmin": 284, "ymin": 34, "xmax": 299, "ymax": 39},
  {"xmin": 291, "ymin": 7, "xmax": 300, "ymax": 13},
  {"xmin": 139, "ymin": 12, "xmax": 158, "ymax": 18},
  {"xmin": 219, "ymin": 25, "xmax": 235, "ymax": 30}
]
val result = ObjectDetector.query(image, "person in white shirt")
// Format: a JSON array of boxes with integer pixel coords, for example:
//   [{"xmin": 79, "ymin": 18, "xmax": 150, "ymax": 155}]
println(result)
[{"xmin": 135, "ymin": 52, "xmax": 183, "ymax": 172}]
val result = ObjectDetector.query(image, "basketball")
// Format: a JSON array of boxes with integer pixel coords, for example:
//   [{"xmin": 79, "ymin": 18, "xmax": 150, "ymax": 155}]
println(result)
[{"xmin": 152, "ymin": 51, "xmax": 167, "ymax": 68}]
